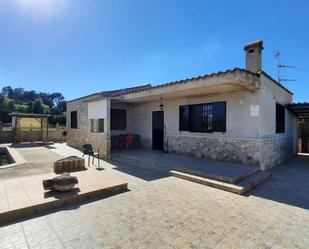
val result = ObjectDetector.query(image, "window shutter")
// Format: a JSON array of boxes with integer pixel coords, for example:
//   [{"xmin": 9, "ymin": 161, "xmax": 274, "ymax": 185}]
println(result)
[
  {"xmin": 70, "ymin": 111, "xmax": 77, "ymax": 129},
  {"xmin": 276, "ymin": 104, "xmax": 285, "ymax": 133},
  {"xmin": 179, "ymin": 105, "xmax": 189, "ymax": 131},
  {"xmin": 189, "ymin": 104, "xmax": 203, "ymax": 132},
  {"xmin": 98, "ymin": 119, "xmax": 104, "ymax": 132},
  {"xmin": 212, "ymin": 102, "xmax": 226, "ymax": 132}
]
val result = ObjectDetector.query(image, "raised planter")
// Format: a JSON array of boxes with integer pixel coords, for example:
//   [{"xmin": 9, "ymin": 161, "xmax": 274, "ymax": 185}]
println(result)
[{"xmin": 54, "ymin": 156, "xmax": 85, "ymax": 173}]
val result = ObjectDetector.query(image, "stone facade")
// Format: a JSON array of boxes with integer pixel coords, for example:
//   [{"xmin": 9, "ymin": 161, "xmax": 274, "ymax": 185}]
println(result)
[
  {"xmin": 167, "ymin": 135, "xmax": 261, "ymax": 166},
  {"xmin": 165, "ymin": 135, "xmax": 294, "ymax": 170},
  {"xmin": 66, "ymin": 97, "xmax": 111, "ymax": 158},
  {"xmin": 260, "ymin": 136, "xmax": 294, "ymax": 170}
]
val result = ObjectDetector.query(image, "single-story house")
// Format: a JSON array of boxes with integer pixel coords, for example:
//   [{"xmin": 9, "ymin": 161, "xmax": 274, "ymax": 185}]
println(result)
[{"xmin": 66, "ymin": 40, "xmax": 300, "ymax": 170}]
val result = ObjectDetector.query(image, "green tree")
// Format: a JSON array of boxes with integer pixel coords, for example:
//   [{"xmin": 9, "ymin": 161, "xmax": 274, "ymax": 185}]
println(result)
[
  {"xmin": 15, "ymin": 104, "xmax": 29, "ymax": 113},
  {"xmin": 6, "ymin": 98, "xmax": 15, "ymax": 112},
  {"xmin": 1, "ymin": 86, "xmax": 66, "ymax": 124},
  {"xmin": 32, "ymin": 98, "xmax": 45, "ymax": 114}
]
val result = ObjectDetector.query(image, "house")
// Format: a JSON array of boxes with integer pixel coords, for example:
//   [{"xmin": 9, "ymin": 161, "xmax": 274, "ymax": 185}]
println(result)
[{"xmin": 66, "ymin": 40, "xmax": 299, "ymax": 170}]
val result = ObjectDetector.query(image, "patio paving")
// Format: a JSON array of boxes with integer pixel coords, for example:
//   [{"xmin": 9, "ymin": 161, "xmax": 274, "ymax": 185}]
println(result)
[
  {"xmin": 112, "ymin": 149, "xmax": 259, "ymax": 183},
  {"xmin": 247, "ymin": 154, "xmax": 309, "ymax": 210},
  {"xmin": 0, "ymin": 169, "xmax": 128, "ymax": 224},
  {"xmin": 0, "ymin": 143, "xmax": 308, "ymax": 248}
]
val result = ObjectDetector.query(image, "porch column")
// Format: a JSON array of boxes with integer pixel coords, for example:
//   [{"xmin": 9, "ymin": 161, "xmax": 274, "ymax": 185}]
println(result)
[
  {"xmin": 41, "ymin": 117, "xmax": 48, "ymax": 143},
  {"xmin": 105, "ymin": 99, "xmax": 111, "ymax": 159},
  {"xmin": 12, "ymin": 116, "xmax": 17, "ymax": 143}
]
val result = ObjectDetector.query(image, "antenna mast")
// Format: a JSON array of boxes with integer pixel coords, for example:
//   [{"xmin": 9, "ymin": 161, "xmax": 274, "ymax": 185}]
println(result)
[{"xmin": 274, "ymin": 50, "xmax": 296, "ymax": 83}]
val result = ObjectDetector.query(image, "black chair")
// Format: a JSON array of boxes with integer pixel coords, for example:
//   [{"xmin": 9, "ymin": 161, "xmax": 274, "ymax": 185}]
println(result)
[{"xmin": 82, "ymin": 144, "xmax": 100, "ymax": 167}]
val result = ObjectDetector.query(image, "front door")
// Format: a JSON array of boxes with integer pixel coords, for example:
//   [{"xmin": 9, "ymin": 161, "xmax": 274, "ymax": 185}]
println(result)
[{"xmin": 152, "ymin": 111, "xmax": 164, "ymax": 150}]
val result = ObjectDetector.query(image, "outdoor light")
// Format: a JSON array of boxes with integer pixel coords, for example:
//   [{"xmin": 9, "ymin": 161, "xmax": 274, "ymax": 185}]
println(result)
[{"xmin": 159, "ymin": 97, "xmax": 164, "ymax": 111}]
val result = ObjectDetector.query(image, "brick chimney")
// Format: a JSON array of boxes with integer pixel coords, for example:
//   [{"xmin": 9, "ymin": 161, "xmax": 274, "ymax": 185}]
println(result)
[{"xmin": 244, "ymin": 40, "xmax": 263, "ymax": 73}]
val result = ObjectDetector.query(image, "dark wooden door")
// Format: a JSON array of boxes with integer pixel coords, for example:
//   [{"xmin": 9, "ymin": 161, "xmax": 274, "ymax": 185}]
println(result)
[
  {"xmin": 152, "ymin": 111, "xmax": 164, "ymax": 150},
  {"xmin": 301, "ymin": 138, "xmax": 309, "ymax": 153}
]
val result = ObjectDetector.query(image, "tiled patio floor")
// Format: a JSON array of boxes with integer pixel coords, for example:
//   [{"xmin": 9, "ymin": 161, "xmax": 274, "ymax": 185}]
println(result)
[
  {"xmin": 0, "ymin": 143, "xmax": 308, "ymax": 248},
  {"xmin": 0, "ymin": 169, "xmax": 128, "ymax": 224},
  {"xmin": 112, "ymin": 149, "xmax": 259, "ymax": 182}
]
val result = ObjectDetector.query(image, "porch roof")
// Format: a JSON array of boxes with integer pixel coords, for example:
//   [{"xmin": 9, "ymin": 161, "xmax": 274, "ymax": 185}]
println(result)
[
  {"xmin": 9, "ymin": 113, "xmax": 50, "ymax": 118},
  {"xmin": 115, "ymin": 68, "xmax": 261, "ymax": 103},
  {"xmin": 287, "ymin": 103, "xmax": 309, "ymax": 119}
]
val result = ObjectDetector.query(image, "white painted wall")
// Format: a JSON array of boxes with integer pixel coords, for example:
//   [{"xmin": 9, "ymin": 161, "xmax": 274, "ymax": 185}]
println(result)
[
  {"xmin": 122, "ymin": 90, "xmax": 261, "ymax": 139},
  {"xmin": 259, "ymin": 74, "xmax": 296, "ymax": 138}
]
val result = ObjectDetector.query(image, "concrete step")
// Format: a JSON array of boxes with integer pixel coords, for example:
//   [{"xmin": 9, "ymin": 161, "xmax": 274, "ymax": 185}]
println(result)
[
  {"xmin": 171, "ymin": 164, "xmax": 258, "ymax": 183},
  {"xmin": 170, "ymin": 170, "xmax": 271, "ymax": 195},
  {"xmin": 111, "ymin": 154, "xmax": 258, "ymax": 183},
  {"xmin": 111, "ymin": 156, "xmax": 271, "ymax": 194}
]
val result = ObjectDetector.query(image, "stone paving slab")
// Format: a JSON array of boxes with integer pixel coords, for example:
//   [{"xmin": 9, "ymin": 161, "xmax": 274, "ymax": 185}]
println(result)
[
  {"xmin": 0, "ymin": 176, "xmax": 308, "ymax": 249},
  {"xmin": 113, "ymin": 149, "xmax": 259, "ymax": 183},
  {"xmin": 0, "ymin": 169, "xmax": 128, "ymax": 224},
  {"xmin": 0, "ymin": 143, "xmax": 307, "ymax": 248}
]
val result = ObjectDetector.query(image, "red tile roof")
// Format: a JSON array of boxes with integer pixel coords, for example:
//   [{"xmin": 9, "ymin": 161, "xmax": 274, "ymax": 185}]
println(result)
[
  {"xmin": 110, "ymin": 67, "xmax": 258, "ymax": 97},
  {"xmin": 68, "ymin": 67, "xmax": 292, "ymax": 102}
]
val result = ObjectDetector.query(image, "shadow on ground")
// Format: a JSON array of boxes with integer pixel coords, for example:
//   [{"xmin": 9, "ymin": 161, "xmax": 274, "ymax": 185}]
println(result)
[
  {"xmin": 1, "ymin": 188, "xmax": 130, "ymax": 227},
  {"xmin": 9, "ymin": 143, "xmax": 43, "ymax": 148},
  {"xmin": 247, "ymin": 155, "xmax": 309, "ymax": 210},
  {"xmin": 108, "ymin": 160, "xmax": 169, "ymax": 181}
]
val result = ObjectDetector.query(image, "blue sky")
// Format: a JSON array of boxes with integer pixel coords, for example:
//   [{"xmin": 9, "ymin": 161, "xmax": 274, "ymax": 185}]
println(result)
[{"xmin": 0, "ymin": 0, "xmax": 308, "ymax": 102}]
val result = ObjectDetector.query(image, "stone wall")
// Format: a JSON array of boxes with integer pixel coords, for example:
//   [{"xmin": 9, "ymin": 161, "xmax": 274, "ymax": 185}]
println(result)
[
  {"xmin": 167, "ymin": 135, "xmax": 261, "ymax": 167},
  {"xmin": 260, "ymin": 136, "xmax": 294, "ymax": 170},
  {"xmin": 166, "ymin": 135, "xmax": 294, "ymax": 170},
  {"xmin": 66, "ymin": 98, "xmax": 111, "ymax": 158},
  {"xmin": 67, "ymin": 129, "xmax": 110, "ymax": 157}
]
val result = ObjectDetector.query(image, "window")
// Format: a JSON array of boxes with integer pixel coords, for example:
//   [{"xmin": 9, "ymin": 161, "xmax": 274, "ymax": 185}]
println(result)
[
  {"xmin": 179, "ymin": 102, "xmax": 226, "ymax": 133},
  {"xmin": 276, "ymin": 103, "xmax": 285, "ymax": 133},
  {"xmin": 98, "ymin": 119, "xmax": 104, "ymax": 132},
  {"xmin": 70, "ymin": 111, "xmax": 77, "ymax": 129},
  {"xmin": 111, "ymin": 109, "xmax": 126, "ymax": 130},
  {"xmin": 90, "ymin": 119, "xmax": 94, "ymax": 132},
  {"xmin": 89, "ymin": 118, "xmax": 104, "ymax": 133}
]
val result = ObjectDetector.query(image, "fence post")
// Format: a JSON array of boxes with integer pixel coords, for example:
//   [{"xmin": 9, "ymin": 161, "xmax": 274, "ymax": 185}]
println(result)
[
  {"xmin": 56, "ymin": 123, "xmax": 59, "ymax": 132},
  {"xmin": 0, "ymin": 121, "xmax": 2, "ymax": 133}
]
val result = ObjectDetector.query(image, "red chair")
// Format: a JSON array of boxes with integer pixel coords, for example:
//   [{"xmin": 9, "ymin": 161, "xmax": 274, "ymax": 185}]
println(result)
[{"xmin": 126, "ymin": 134, "xmax": 134, "ymax": 150}]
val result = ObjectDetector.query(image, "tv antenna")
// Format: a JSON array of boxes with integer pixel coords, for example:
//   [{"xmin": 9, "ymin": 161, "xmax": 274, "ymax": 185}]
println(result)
[{"xmin": 274, "ymin": 50, "xmax": 296, "ymax": 83}]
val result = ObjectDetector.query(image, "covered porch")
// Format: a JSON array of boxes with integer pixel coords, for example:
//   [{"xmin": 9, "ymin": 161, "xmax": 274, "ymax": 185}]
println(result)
[
  {"xmin": 111, "ymin": 149, "xmax": 270, "ymax": 194},
  {"xmin": 109, "ymin": 68, "xmax": 261, "ymax": 154},
  {"xmin": 287, "ymin": 102, "xmax": 309, "ymax": 154}
]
